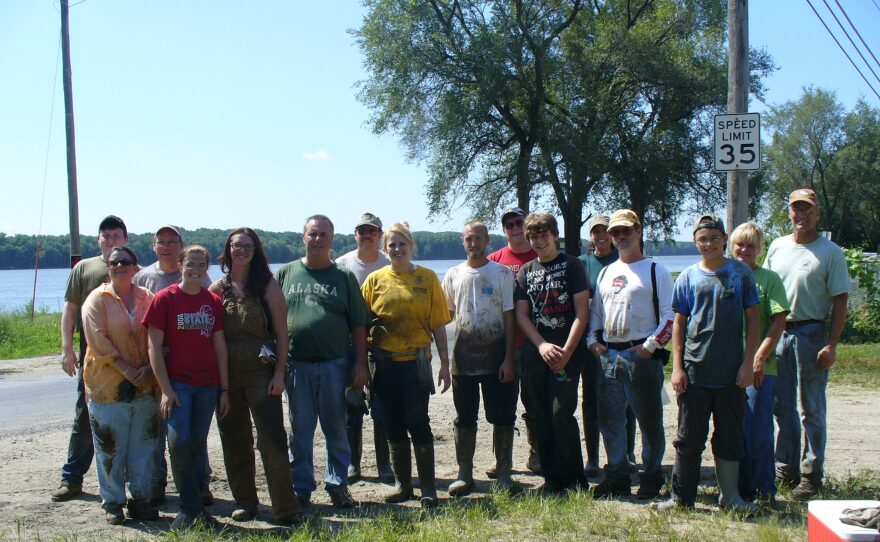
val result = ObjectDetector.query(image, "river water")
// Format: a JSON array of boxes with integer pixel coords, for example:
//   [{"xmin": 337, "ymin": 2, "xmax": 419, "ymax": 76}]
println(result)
[{"xmin": 0, "ymin": 255, "xmax": 700, "ymax": 313}]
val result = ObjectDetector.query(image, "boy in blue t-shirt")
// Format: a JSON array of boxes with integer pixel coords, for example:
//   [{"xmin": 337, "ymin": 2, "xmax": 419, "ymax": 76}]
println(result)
[{"xmin": 656, "ymin": 214, "xmax": 760, "ymax": 513}]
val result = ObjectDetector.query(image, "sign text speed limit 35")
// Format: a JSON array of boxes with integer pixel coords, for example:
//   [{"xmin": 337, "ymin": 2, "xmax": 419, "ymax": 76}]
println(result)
[{"xmin": 714, "ymin": 113, "xmax": 760, "ymax": 172}]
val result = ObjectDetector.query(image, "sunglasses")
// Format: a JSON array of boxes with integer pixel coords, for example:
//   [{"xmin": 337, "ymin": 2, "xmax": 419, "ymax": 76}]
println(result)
[
  {"xmin": 503, "ymin": 218, "xmax": 524, "ymax": 230},
  {"xmin": 609, "ymin": 226, "xmax": 634, "ymax": 237},
  {"xmin": 108, "ymin": 259, "xmax": 135, "ymax": 267}
]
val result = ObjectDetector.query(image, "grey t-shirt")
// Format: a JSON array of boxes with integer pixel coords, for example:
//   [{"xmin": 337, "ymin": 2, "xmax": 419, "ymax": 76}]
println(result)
[
  {"xmin": 335, "ymin": 250, "xmax": 390, "ymax": 286},
  {"xmin": 133, "ymin": 261, "xmax": 211, "ymax": 294}
]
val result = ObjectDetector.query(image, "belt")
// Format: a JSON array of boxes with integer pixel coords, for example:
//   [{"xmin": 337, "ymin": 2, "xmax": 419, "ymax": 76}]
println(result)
[
  {"xmin": 785, "ymin": 319, "xmax": 824, "ymax": 330},
  {"xmin": 605, "ymin": 338, "xmax": 648, "ymax": 350}
]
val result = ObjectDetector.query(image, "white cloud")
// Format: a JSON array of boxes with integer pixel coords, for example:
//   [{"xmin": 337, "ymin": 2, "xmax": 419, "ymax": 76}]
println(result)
[{"xmin": 302, "ymin": 150, "xmax": 331, "ymax": 161}]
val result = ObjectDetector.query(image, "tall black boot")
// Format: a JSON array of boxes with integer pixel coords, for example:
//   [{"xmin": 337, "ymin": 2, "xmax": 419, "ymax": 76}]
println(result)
[
  {"xmin": 374, "ymin": 422, "xmax": 395, "ymax": 484},
  {"xmin": 385, "ymin": 439, "xmax": 414, "ymax": 503},
  {"xmin": 413, "ymin": 442, "xmax": 438, "ymax": 508},
  {"xmin": 448, "ymin": 426, "xmax": 477, "ymax": 496}
]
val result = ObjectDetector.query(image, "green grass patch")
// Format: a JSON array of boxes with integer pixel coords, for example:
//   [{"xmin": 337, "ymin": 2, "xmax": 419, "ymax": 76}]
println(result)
[
  {"xmin": 0, "ymin": 307, "xmax": 62, "ymax": 360},
  {"xmin": 830, "ymin": 343, "xmax": 880, "ymax": 388}
]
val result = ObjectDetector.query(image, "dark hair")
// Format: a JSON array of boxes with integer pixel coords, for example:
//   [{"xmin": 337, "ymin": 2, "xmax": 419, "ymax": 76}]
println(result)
[
  {"xmin": 109, "ymin": 246, "xmax": 138, "ymax": 266},
  {"xmin": 99, "ymin": 215, "xmax": 127, "ymax": 237},
  {"xmin": 218, "ymin": 227, "xmax": 272, "ymax": 298},
  {"xmin": 524, "ymin": 212, "xmax": 559, "ymax": 238}
]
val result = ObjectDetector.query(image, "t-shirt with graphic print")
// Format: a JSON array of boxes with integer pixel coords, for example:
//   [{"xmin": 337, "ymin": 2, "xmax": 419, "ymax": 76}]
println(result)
[
  {"xmin": 514, "ymin": 253, "xmax": 590, "ymax": 347},
  {"xmin": 143, "ymin": 284, "xmax": 224, "ymax": 387}
]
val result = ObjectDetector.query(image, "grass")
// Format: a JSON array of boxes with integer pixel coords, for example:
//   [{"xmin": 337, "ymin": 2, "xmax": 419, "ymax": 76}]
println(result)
[
  {"xmin": 831, "ymin": 343, "xmax": 880, "ymax": 388},
  {"xmin": 0, "ymin": 306, "xmax": 63, "ymax": 360},
  {"xmin": 3, "ymin": 470, "xmax": 877, "ymax": 541}
]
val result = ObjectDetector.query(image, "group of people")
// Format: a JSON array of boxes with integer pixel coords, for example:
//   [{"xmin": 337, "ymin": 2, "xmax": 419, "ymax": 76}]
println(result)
[{"xmin": 49, "ymin": 186, "xmax": 848, "ymax": 529}]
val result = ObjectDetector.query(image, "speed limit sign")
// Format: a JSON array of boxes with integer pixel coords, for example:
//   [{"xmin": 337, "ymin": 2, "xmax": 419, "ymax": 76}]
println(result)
[{"xmin": 714, "ymin": 113, "xmax": 760, "ymax": 171}]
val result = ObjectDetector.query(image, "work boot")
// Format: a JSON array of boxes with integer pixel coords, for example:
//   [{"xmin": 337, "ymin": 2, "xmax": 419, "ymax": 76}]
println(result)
[
  {"xmin": 524, "ymin": 417, "xmax": 542, "ymax": 475},
  {"xmin": 347, "ymin": 425, "xmax": 363, "ymax": 483},
  {"xmin": 413, "ymin": 441, "xmax": 439, "ymax": 508},
  {"xmin": 51, "ymin": 482, "xmax": 82, "ymax": 502},
  {"xmin": 776, "ymin": 464, "xmax": 800, "ymax": 489},
  {"xmin": 791, "ymin": 474, "xmax": 823, "ymax": 501},
  {"xmin": 448, "ymin": 426, "xmax": 477, "ymax": 497},
  {"xmin": 103, "ymin": 503, "xmax": 125, "ymax": 525},
  {"xmin": 127, "ymin": 498, "xmax": 159, "ymax": 521},
  {"xmin": 715, "ymin": 458, "xmax": 758, "ymax": 514},
  {"xmin": 493, "ymin": 425, "xmax": 516, "ymax": 490},
  {"xmin": 385, "ymin": 439, "xmax": 414, "ymax": 503},
  {"xmin": 374, "ymin": 422, "xmax": 395, "ymax": 484}
]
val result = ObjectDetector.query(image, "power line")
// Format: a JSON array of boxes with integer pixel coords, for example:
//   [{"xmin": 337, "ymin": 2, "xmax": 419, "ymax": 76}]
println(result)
[
  {"xmin": 806, "ymin": 0, "xmax": 880, "ymax": 101},
  {"xmin": 822, "ymin": 0, "xmax": 880, "ymax": 86},
  {"xmin": 834, "ymin": 0, "xmax": 880, "ymax": 73}
]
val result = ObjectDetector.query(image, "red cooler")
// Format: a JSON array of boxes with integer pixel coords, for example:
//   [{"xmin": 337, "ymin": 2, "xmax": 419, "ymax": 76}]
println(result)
[{"xmin": 808, "ymin": 500, "xmax": 880, "ymax": 542}]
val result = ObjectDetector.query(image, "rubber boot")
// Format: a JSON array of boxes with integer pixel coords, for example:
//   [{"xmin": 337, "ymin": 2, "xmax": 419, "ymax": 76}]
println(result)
[
  {"xmin": 715, "ymin": 458, "xmax": 758, "ymax": 514},
  {"xmin": 374, "ymin": 422, "xmax": 395, "ymax": 484},
  {"xmin": 493, "ymin": 425, "xmax": 515, "ymax": 490},
  {"xmin": 385, "ymin": 439, "xmax": 414, "ymax": 503},
  {"xmin": 524, "ymin": 417, "xmax": 542, "ymax": 475},
  {"xmin": 448, "ymin": 426, "xmax": 477, "ymax": 497},
  {"xmin": 347, "ymin": 425, "xmax": 362, "ymax": 483},
  {"xmin": 413, "ymin": 442, "xmax": 438, "ymax": 508},
  {"xmin": 583, "ymin": 420, "xmax": 600, "ymax": 477}
]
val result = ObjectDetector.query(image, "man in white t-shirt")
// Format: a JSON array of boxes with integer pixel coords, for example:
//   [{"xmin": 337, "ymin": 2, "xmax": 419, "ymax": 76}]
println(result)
[
  {"xmin": 587, "ymin": 209, "xmax": 674, "ymax": 500},
  {"xmin": 442, "ymin": 221, "xmax": 517, "ymax": 493},
  {"xmin": 764, "ymin": 188, "xmax": 850, "ymax": 500},
  {"xmin": 335, "ymin": 212, "xmax": 393, "ymax": 484}
]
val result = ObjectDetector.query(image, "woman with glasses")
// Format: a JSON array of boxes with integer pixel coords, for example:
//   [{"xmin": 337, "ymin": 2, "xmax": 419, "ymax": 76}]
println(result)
[
  {"xmin": 208, "ymin": 228, "xmax": 302, "ymax": 523},
  {"xmin": 81, "ymin": 246, "xmax": 160, "ymax": 524}
]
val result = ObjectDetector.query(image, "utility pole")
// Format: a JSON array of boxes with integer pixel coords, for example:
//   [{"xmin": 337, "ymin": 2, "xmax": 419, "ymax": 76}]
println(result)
[
  {"xmin": 726, "ymin": 0, "xmax": 749, "ymax": 232},
  {"xmin": 61, "ymin": 0, "xmax": 81, "ymax": 267}
]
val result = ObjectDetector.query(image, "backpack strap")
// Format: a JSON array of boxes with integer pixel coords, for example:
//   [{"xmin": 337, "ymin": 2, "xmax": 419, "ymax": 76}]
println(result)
[{"xmin": 651, "ymin": 261, "xmax": 659, "ymax": 326}]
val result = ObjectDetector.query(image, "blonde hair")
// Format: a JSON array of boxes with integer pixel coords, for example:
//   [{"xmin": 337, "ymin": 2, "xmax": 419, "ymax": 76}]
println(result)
[
  {"xmin": 728, "ymin": 222, "xmax": 764, "ymax": 257},
  {"xmin": 383, "ymin": 222, "xmax": 416, "ymax": 255},
  {"xmin": 178, "ymin": 244, "xmax": 211, "ymax": 265},
  {"xmin": 463, "ymin": 220, "xmax": 489, "ymax": 237}
]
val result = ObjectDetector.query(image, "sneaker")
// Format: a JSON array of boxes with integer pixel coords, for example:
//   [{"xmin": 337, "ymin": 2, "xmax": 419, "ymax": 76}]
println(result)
[
  {"xmin": 231, "ymin": 507, "xmax": 258, "ymax": 522},
  {"xmin": 104, "ymin": 504, "xmax": 125, "ymax": 525},
  {"xmin": 127, "ymin": 498, "xmax": 159, "ymax": 520},
  {"xmin": 591, "ymin": 479, "xmax": 631, "ymax": 499},
  {"xmin": 50, "ymin": 483, "xmax": 82, "ymax": 502},
  {"xmin": 327, "ymin": 485, "xmax": 356, "ymax": 508},
  {"xmin": 791, "ymin": 477, "xmax": 822, "ymax": 501},
  {"xmin": 651, "ymin": 497, "xmax": 694, "ymax": 511}
]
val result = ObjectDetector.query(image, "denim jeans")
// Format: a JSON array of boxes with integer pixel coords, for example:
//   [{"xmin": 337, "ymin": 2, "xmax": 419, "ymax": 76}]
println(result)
[
  {"xmin": 597, "ymin": 348, "xmax": 666, "ymax": 487},
  {"xmin": 774, "ymin": 322, "xmax": 828, "ymax": 478},
  {"xmin": 89, "ymin": 396, "xmax": 161, "ymax": 506},
  {"xmin": 452, "ymin": 374, "xmax": 518, "ymax": 428},
  {"xmin": 61, "ymin": 349, "xmax": 94, "ymax": 486},
  {"xmin": 166, "ymin": 380, "xmax": 218, "ymax": 513},
  {"xmin": 740, "ymin": 376, "xmax": 776, "ymax": 497},
  {"xmin": 285, "ymin": 356, "xmax": 350, "ymax": 493}
]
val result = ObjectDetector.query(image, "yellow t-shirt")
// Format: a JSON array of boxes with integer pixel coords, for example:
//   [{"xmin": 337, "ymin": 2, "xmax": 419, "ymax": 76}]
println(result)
[{"xmin": 361, "ymin": 266, "xmax": 451, "ymax": 359}]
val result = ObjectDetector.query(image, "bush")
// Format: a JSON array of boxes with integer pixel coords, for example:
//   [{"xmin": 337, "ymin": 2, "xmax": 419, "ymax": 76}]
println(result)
[{"xmin": 842, "ymin": 248, "xmax": 880, "ymax": 343}]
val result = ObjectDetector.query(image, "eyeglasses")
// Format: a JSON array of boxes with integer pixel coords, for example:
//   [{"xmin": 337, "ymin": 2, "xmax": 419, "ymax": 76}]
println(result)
[
  {"xmin": 695, "ymin": 236, "xmax": 724, "ymax": 246},
  {"xmin": 609, "ymin": 227, "xmax": 634, "ymax": 237},
  {"xmin": 156, "ymin": 240, "xmax": 181, "ymax": 248},
  {"xmin": 356, "ymin": 227, "xmax": 380, "ymax": 235},
  {"xmin": 108, "ymin": 259, "xmax": 134, "ymax": 267},
  {"xmin": 231, "ymin": 242, "xmax": 255, "ymax": 251},
  {"xmin": 503, "ymin": 218, "xmax": 524, "ymax": 230}
]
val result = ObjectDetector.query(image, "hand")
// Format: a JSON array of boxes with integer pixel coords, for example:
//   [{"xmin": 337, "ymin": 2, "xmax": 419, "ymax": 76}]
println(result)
[
  {"xmin": 547, "ymin": 347, "xmax": 571, "ymax": 373},
  {"xmin": 538, "ymin": 342, "xmax": 564, "ymax": 364},
  {"xmin": 216, "ymin": 390, "xmax": 230, "ymax": 419},
  {"xmin": 629, "ymin": 345, "xmax": 653, "ymax": 360},
  {"xmin": 437, "ymin": 363, "xmax": 451, "ymax": 393},
  {"xmin": 817, "ymin": 344, "xmax": 836, "ymax": 370},
  {"xmin": 160, "ymin": 390, "xmax": 181, "ymax": 420},
  {"xmin": 736, "ymin": 361, "xmax": 754, "ymax": 389},
  {"xmin": 267, "ymin": 374, "xmax": 285, "ymax": 396},
  {"xmin": 590, "ymin": 343, "xmax": 607, "ymax": 357},
  {"xmin": 671, "ymin": 367, "xmax": 688, "ymax": 395},
  {"xmin": 61, "ymin": 349, "xmax": 78, "ymax": 377},
  {"xmin": 350, "ymin": 362, "xmax": 369, "ymax": 390},
  {"xmin": 498, "ymin": 357, "xmax": 515, "ymax": 384},
  {"xmin": 752, "ymin": 356, "xmax": 765, "ymax": 389},
  {"xmin": 130, "ymin": 365, "xmax": 152, "ymax": 387}
]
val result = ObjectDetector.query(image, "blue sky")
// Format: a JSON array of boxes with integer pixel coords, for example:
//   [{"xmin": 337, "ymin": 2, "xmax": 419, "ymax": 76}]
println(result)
[{"xmin": 1, "ymin": 1, "xmax": 878, "ymax": 240}]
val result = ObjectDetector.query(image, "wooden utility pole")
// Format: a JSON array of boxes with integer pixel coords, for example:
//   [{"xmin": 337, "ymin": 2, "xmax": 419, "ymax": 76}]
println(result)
[
  {"xmin": 726, "ymin": 0, "xmax": 749, "ymax": 232},
  {"xmin": 61, "ymin": 0, "xmax": 81, "ymax": 267}
]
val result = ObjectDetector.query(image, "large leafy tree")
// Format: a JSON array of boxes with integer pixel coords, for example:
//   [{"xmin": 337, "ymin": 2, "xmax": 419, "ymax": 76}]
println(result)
[{"xmin": 355, "ymin": 0, "xmax": 769, "ymax": 251}]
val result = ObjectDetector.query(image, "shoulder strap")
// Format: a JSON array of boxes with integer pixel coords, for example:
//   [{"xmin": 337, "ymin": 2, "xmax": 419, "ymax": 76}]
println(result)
[{"xmin": 651, "ymin": 261, "xmax": 659, "ymax": 326}]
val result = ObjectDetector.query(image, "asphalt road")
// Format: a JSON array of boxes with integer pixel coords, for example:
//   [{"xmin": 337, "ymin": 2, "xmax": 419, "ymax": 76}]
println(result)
[{"xmin": 0, "ymin": 369, "xmax": 76, "ymax": 438}]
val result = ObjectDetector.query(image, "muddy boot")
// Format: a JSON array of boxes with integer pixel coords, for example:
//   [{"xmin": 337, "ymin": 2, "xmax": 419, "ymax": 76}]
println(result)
[
  {"xmin": 715, "ymin": 458, "xmax": 758, "ymax": 514},
  {"xmin": 385, "ymin": 439, "xmax": 414, "ymax": 503},
  {"xmin": 524, "ymin": 417, "xmax": 542, "ymax": 475},
  {"xmin": 413, "ymin": 442, "xmax": 438, "ymax": 508},
  {"xmin": 448, "ymin": 426, "xmax": 477, "ymax": 497},
  {"xmin": 493, "ymin": 425, "xmax": 515, "ymax": 490},
  {"xmin": 347, "ymin": 425, "xmax": 362, "ymax": 483},
  {"xmin": 374, "ymin": 422, "xmax": 395, "ymax": 484},
  {"xmin": 791, "ymin": 474, "xmax": 823, "ymax": 501}
]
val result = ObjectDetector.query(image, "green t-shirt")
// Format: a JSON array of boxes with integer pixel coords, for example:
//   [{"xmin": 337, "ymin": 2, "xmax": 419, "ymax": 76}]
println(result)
[
  {"xmin": 579, "ymin": 249, "xmax": 618, "ymax": 298},
  {"xmin": 64, "ymin": 255, "xmax": 110, "ymax": 334},
  {"xmin": 751, "ymin": 267, "xmax": 790, "ymax": 376},
  {"xmin": 275, "ymin": 260, "xmax": 370, "ymax": 361}
]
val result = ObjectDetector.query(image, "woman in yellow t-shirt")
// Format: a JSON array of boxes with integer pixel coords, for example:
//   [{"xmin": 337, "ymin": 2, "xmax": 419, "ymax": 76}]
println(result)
[{"xmin": 361, "ymin": 222, "xmax": 451, "ymax": 508}]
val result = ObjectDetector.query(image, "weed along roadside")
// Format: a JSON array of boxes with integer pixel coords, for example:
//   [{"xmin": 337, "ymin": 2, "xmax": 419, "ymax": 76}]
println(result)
[{"xmin": 1, "ymin": 349, "xmax": 879, "ymax": 540}]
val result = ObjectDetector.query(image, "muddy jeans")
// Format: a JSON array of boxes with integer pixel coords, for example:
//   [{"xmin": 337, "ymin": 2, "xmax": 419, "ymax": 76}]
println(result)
[
  {"xmin": 88, "ymin": 395, "xmax": 160, "ymax": 506},
  {"xmin": 166, "ymin": 381, "xmax": 218, "ymax": 514}
]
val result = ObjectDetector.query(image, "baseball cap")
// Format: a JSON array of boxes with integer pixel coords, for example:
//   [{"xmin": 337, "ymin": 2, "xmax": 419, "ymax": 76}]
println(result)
[
  {"xmin": 788, "ymin": 188, "xmax": 818, "ymax": 207},
  {"xmin": 98, "ymin": 215, "xmax": 127, "ymax": 237},
  {"xmin": 500, "ymin": 207, "xmax": 526, "ymax": 224},
  {"xmin": 355, "ymin": 212, "xmax": 382, "ymax": 230},
  {"xmin": 607, "ymin": 209, "xmax": 640, "ymax": 230},
  {"xmin": 693, "ymin": 213, "xmax": 726, "ymax": 234},
  {"xmin": 155, "ymin": 224, "xmax": 182, "ymax": 240},
  {"xmin": 587, "ymin": 214, "xmax": 610, "ymax": 232}
]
